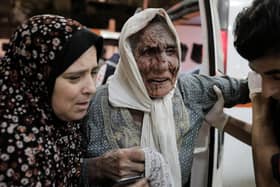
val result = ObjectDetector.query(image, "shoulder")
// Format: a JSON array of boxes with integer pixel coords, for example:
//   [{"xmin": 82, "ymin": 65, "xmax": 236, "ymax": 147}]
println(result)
[
  {"xmin": 92, "ymin": 85, "xmax": 108, "ymax": 100},
  {"xmin": 177, "ymin": 73, "xmax": 214, "ymax": 87},
  {"xmin": 177, "ymin": 73, "xmax": 211, "ymax": 96},
  {"xmin": 88, "ymin": 85, "xmax": 109, "ymax": 112}
]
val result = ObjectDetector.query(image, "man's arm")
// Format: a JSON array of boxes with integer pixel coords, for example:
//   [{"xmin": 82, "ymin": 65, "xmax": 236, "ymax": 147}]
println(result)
[
  {"xmin": 205, "ymin": 85, "xmax": 251, "ymax": 145},
  {"xmin": 223, "ymin": 116, "xmax": 251, "ymax": 145},
  {"xmin": 251, "ymin": 93, "xmax": 280, "ymax": 187}
]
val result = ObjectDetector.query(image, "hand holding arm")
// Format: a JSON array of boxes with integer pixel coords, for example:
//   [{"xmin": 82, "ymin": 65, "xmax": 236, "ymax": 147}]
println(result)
[
  {"xmin": 248, "ymin": 71, "xmax": 262, "ymax": 99},
  {"xmin": 205, "ymin": 85, "xmax": 252, "ymax": 145},
  {"xmin": 204, "ymin": 85, "xmax": 229, "ymax": 131},
  {"xmin": 221, "ymin": 71, "xmax": 263, "ymax": 145}
]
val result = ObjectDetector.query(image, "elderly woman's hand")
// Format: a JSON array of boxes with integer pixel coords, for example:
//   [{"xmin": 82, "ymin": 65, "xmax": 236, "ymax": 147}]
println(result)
[
  {"xmin": 113, "ymin": 178, "xmax": 150, "ymax": 187},
  {"xmin": 87, "ymin": 147, "xmax": 145, "ymax": 183},
  {"xmin": 125, "ymin": 178, "xmax": 150, "ymax": 187}
]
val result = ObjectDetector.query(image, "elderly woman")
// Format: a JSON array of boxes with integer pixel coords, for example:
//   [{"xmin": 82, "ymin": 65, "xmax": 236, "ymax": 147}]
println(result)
[
  {"xmin": 82, "ymin": 8, "xmax": 250, "ymax": 187},
  {"xmin": 0, "ymin": 15, "xmax": 103, "ymax": 186}
]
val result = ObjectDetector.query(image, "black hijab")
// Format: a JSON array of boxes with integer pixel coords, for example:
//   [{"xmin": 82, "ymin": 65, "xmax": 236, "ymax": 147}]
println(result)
[{"xmin": 0, "ymin": 14, "xmax": 103, "ymax": 186}]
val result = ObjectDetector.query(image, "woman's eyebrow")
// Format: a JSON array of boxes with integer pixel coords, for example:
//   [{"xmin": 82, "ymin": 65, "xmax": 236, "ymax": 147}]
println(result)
[
  {"xmin": 64, "ymin": 65, "xmax": 99, "ymax": 75},
  {"xmin": 91, "ymin": 66, "xmax": 100, "ymax": 72},
  {"xmin": 63, "ymin": 70, "xmax": 86, "ymax": 76}
]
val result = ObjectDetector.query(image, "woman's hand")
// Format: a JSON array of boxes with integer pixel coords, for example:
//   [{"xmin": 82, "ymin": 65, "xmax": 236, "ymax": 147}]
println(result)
[
  {"xmin": 126, "ymin": 178, "xmax": 150, "ymax": 187},
  {"xmin": 87, "ymin": 147, "xmax": 145, "ymax": 182},
  {"xmin": 113, "ymin": 178, "xmax": 150, "ymax": 187}
]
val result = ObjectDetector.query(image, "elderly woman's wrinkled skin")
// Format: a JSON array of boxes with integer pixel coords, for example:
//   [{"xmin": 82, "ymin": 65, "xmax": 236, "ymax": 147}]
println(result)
[
  {"xmin": 88, "ymin": 147, "xmax": 145, "ymax": 183},
  {"xmin": 133, "ymin": 22, "xmax": 179, "ymax": 98}
]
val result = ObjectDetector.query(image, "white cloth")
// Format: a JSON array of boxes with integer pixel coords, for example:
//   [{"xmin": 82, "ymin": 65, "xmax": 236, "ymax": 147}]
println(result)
[
  {"xmin": 143, "ymin": 147, "xmax": 172, "ymax": 187},
  {"xmin": 204, "ymin": 85, "xmax": 229, "ymax": 131},
  {"xmin": 248, "ymin": 71, "xmax": 262, "ymax": 99},
  {"xmin": 108, "ymin": 8, "xmax": 187, "ymax": 187}
]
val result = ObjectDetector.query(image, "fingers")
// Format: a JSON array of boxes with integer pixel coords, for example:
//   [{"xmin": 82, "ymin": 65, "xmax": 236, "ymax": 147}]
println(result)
[
  {"xmin": 114, "ymin": 148, "xmax": 145, "ymax": 176},
  {"xmin": 97, "ymin": 147, "xmax": 145, "ymax": 180},
  {"xmin": 125, "ymin": 147, "xmax": 145, "ymax": 162},
  {"xmin": 213, "ymin": 85, "xmax": 223, "ymax": 100},
  {"xmin": 125, "ymin": 162, "xmax": 145, "ymax": 174},
  {"xmin": 248, "ymin": 71, "xmax": 262, "ymax": 99},
  {"xmin": 111, "ymin": 147, "xmax": 145, "ymax": 163},
  {"xmin": 126, "ymin": 178, "xmax": 149, "ymax": 187}
]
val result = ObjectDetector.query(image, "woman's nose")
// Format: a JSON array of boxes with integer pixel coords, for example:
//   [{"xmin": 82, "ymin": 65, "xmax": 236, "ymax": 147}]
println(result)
[
  {"xmin": 82, "ymin": 76, "xmax": 96, "ymax": 95},
  {"xmin": 156, "ymin": 51, "xmax": 168, "ymax": 63},
  {"xmin": 152, "ymin": 53, "xmax": 169, "ymax": 73}
]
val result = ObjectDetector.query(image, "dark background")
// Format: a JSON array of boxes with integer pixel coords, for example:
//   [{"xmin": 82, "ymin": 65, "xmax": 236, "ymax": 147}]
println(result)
[{"xmin": 0, "ymin": 0, "xmax": 181, "ymax": 38}]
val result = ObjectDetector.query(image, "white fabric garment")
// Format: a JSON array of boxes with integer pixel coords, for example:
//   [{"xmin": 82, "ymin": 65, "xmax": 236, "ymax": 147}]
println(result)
[
  {"xmin": 108, "ymin": 8, "xmax": 188, "ymax": 187},
  {"xmin": 143, "ymin": 147, "xmax": 172, "ymax": 187}
]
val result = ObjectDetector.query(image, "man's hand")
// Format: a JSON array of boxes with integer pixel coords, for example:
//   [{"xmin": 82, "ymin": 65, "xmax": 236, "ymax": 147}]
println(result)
[
  {"xmin": 205, "ymin": 85, "xmax": 229, "ymax": 131},
  {"xmin": 248, "ymin": 71, "xmax": 262, "ymax": 100}
]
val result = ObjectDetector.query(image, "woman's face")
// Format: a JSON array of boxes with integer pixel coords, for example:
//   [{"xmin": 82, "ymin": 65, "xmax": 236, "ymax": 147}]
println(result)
[
  {"xmin": 52, "ymin": 46, "xmax": 99, "ymax": 121},
  {"xmin": 133, "ymin": 22, "xmax": 179, "ymax": 98}
]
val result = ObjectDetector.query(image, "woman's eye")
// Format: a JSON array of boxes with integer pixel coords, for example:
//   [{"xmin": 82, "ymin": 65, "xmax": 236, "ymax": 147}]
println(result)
[
  {"xmin": 141, "ymin": 49, "xmax": 149, "ymax": 55},
  {"xmin": 166, "ymin": 47, "xmax": 177, "ymax": 55},
  {"xmin": 91, "ymin": 69, "xmax": 99, "ymax": 78},
  {"xmin": 66, "ymin": 75, "xmax": 81, "ymax": 82},
  {"xmin": 141, "ymin": 48, "xmax": 156, "ymax": 56},
  {"xmin": 68, "ymin": 76, "xmax": 80, "ymax": 80}
]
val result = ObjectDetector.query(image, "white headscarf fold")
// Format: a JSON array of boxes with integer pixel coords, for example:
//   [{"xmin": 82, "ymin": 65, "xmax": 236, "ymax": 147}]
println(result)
[{"xmin": 109, "ymin": 8, "xmax": 186, "ymax": 187}]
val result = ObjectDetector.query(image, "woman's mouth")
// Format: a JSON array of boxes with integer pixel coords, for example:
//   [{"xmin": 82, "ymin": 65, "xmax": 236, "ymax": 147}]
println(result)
[
  {"xmin": 148, "ymin": 78, "xmax": 169, "ymax": 85},
  {"xmin": 76, "ymin": 101, "xmax": 90, "ymax": 110}
]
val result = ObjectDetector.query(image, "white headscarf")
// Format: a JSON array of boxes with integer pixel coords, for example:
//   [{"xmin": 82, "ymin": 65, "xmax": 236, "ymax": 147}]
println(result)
[{"xmin": 108, "ymin": 8, "xmax": 186, "ymax": 187}]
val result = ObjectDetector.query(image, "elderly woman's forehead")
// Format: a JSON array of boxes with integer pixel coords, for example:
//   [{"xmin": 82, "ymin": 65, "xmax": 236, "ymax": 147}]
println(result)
[
  {"xmin": 142, "ymin": 21, "xmax": 171, "ymax": 34},
  {"xmin": 135, "ymin": 23, "xmax": 175, "ymax": 43}
]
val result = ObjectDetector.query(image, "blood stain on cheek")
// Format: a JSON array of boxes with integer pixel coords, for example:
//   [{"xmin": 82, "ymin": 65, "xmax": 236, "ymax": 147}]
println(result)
[{"xmin": 168, "ymin": 61, "xmax": 179, "ymax": 75}]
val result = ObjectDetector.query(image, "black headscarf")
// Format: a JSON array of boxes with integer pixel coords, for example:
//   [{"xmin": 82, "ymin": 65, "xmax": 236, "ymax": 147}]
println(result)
[{"xmin": 0, "ymin": 15, "xmax": 103, "ymax": 186}]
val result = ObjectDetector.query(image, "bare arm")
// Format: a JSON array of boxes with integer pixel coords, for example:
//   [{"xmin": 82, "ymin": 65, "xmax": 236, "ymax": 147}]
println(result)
[
  {"xmin": 205, "ymin": 85, "xmax": 251, "ymax": 145},
  {"xmin": 251, "ymin": 94, "xmax": 280, "ymax": 187},
  {"xmin": 224, "ymin": 116, "xmax": 251, "ymax": 145}
]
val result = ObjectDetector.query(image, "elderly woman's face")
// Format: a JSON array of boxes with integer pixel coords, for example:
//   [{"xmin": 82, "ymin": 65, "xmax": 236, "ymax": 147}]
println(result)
[
  {"xmin": 52, "ymin": 46, "xmax": 99, "ymax": 121},
  {"xmin": 133, "ymin": 22, "xmax": 179, "ymax": 98}
]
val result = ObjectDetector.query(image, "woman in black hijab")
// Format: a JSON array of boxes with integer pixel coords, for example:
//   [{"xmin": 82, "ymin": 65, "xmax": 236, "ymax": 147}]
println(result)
[{"xmin": 0, "ymin": 15, "xmax": 103, "ymax": 186}]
